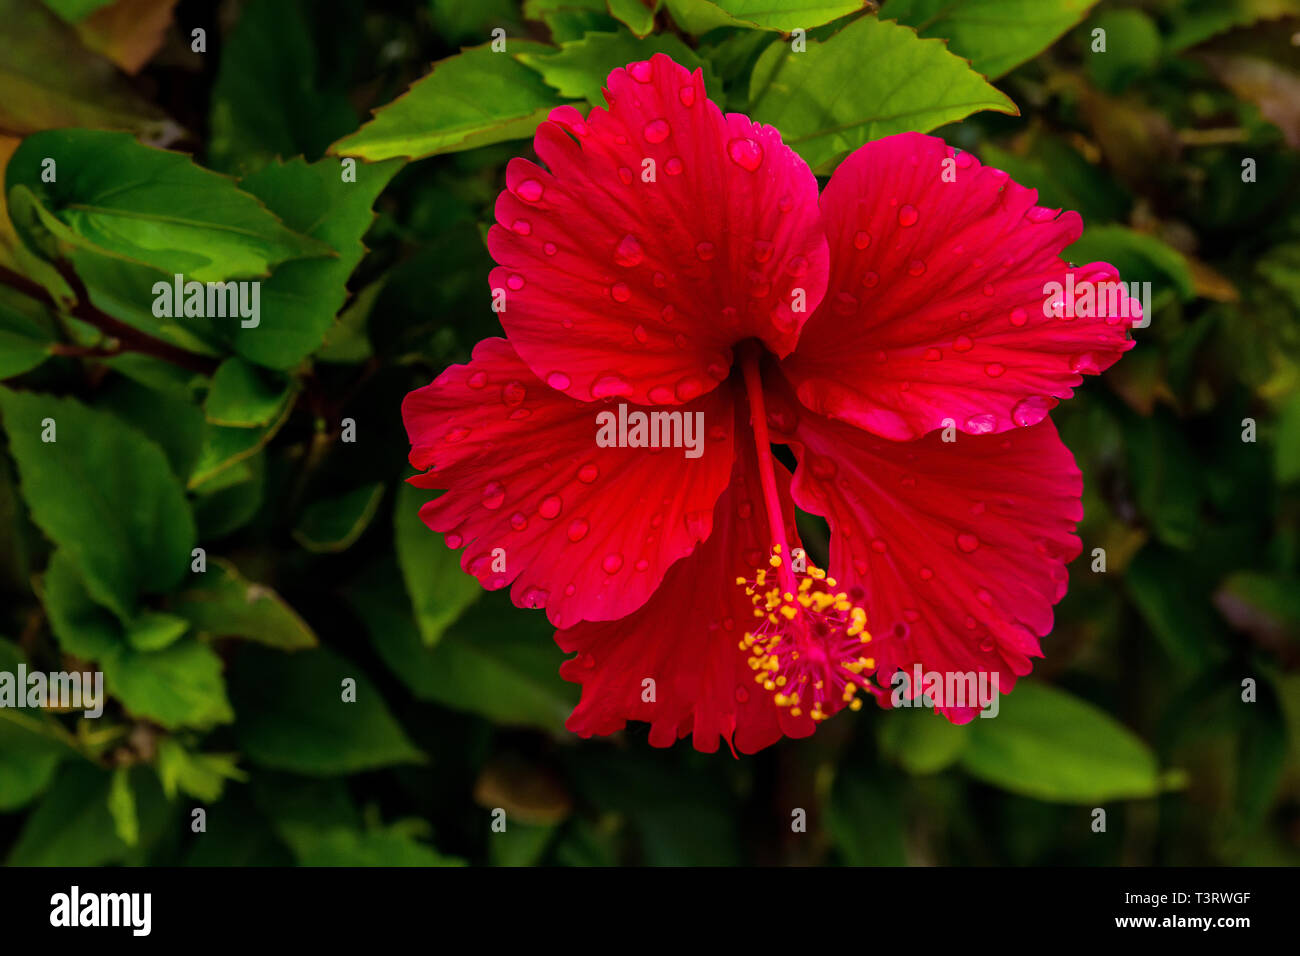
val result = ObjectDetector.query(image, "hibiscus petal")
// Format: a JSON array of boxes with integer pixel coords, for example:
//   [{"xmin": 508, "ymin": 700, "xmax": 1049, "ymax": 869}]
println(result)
[
  {"xmin": 556, "ymin": 404, "xmax": 814, "ymax": 753},
  {"xmin": 783, "ymin": 131, "xmax": 1137, "ymax": 440},
  {"xmin": 488, "ymin": 53, "xmax": 828, "ymax": 406},
  {"xmin": 779, "ymin": 385, "xmax": 1082, "ymax": 722},
  {"xmin": 401, "ymin": 338, "xmax": 735, "ymax": 629}
]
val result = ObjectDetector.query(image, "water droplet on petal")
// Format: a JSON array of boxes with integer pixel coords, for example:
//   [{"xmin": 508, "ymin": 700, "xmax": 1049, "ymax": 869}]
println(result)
[
  {"xmin": 567, "ymin": 518, "xmax": 589, "ymax": 542},
  {"xmin": 1009, "ymin": 307, "xmax": 1028, "ymax": 327},
  {"xmin": 601, "ymin": 552, "xmax": 624, "ymax": 574},
  {"xmin": 648, "ymin": 384, "xmax": 675, "ymax": 403},
  {"xmin": 919, "ymin": 566, "xmax": 934, "ymax": 580},
  {"xmin": 445, "ymin": 532, "xmax": 463, "ymax": 549},
  {"xmin": 1012, "ymin": 395, "xmax": 1051, "ymax": 427},
  {"xmin": 679, "ymin": 85, "xmax": 697, "ymax": 106},
  {"xmin": 482, "ymin": 481, "xmax": 506, "ymax": 510},
  {"xmin": 964, "ymin": 413, "xmax": 996, "ymax": 434},
  {"xmin": 976, "ymin": 588, "xmax": 993, "ymax": 607},
  {"xmin": 502, "ymin": 381, "xmax": 526, "ymax": 405},
  {"xmin": 643, "ymin": 119, "xmax": 670, "ymax": 143},
  {"xmin": 444, "ymin": 426, "xmax": 470, "ymax": 443},
  {"xmin": 511, "ymin": 218, "xmax": 532, "ymax": 236},
  {"xmin": 984, "ymin": 362, "xmax": 1005, "ymax": 378},
  {"xmin": 695, "ymin": 241, "xmax": 716, "ymax": 261},
  {"xmin": 811, "ymin": 456, "xmax": 837, "ymax": 479},
  {"xmin": 510, "ymin": 511, "xmax": 528, "ymax": 531},
  {"xmin": 908, "ymin": 258, "xmax": 926, "ymax": 276},
  {"xmin": 609, "ymin": 282, "xmax": 631, "ymax": 303},
  {"xmin": 871, "ymin": 538, "xmax": 888, "ymax": 553},
  {"xmin": 546, "ymin": 371, "xmax": 571, "ymax": 390},
  {"xmin": 467, "ymin": 371, "xmax": 487, "ymax": 389},
  {"xmin": 752, "ymin": 239, "xmax": 774, "ymax": 263},
  {"xmin": 516, "ymin": 179, "xmax": 543, "ymax": 202},
  {"xmin": 923, "ymin": 348, "xmax": 942, "ymax": 362},
  {"xmin": 577, "ymin": 463, "xmax": 599, "ymax": 483},
  {"xmin": 592, "ymin": 373, "xmax": 633, "ymax": 398},
  {"xmin": 543, "ymin": 242, "xmax": 557, "ymax": 256},
  {"xmin": 854, "ymin": 230, "xmax": 872, "ymax": 249},
  {"xmin": 861, "ymin": 271, "xmax": 879, "ymax": 288},
  {"xmin": 628, "ymin": 60, "xmax": 653, "ymax": 83},
  {"xmin": 617, "ymin": 167, "xmax": 633, "ymax": 185},
  {"xmin": 507, "ymin": 273, "xmax": 525, "ymax": 290},
  {"xmin": 665, "ymin": 157, "xmax": 683, "ymax": 175},
  {"xmin": 1069, "ymin": 352, "xmax": 1100, "ymax": 374},
  {"xmin": 953, "ymin": 335, "xmax": 974, "ymax": 352},
  {"xmin": 956, "ymin": 532, "xmax": 980, "ymax": 553},
  {"xmin": 634, "ymin": 558, "xmax": 649, "ymax": 572},
  {"xmin": 675, "ymin": 376, "xmax": 706, "ymax": 401},
  {"xmin": 726, "ymin": 137, "xmax": 763, "ymax": 172},
  {"xmin": 613, "ymin": 234, "xmax": 644, "ymax": 267}
]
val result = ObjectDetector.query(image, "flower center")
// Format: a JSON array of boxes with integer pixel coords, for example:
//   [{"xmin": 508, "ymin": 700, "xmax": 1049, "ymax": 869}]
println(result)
[
  {"xmin": 736, "ymin": 345, "xmax": 875, "ymax": 722},
  {"xmin": 736, "ymin": 550, "xmax": 874, "ymax": 721}
]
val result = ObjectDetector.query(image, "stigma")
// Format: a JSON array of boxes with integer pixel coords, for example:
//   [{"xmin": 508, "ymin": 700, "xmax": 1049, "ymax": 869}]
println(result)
[{"xmin": 735, "ymin": 546, "xmax": 875, "ymax": 723}]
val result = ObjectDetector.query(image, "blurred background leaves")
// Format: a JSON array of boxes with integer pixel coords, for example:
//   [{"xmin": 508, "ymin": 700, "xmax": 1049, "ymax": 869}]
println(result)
[{"xmin": 0, "ymin": 0, "xmax": 1297, "ymax": 866}]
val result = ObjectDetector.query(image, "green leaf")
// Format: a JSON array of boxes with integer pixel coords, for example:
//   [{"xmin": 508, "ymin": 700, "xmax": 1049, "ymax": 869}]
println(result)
[
  {"xmin": 192, "ymin": 452, "xmax": 265, "ymax": 539},
  {"xmin": 606, "ymin": 0, "xmax": 658, "ymax": 37},
  {"xmin": 229, "ymin": 644, "xmax": 425, "ymax": 775},
  {"xmin": 189, "ymin": 384, "xmax": 297, "ymax": 489},
  {"xmin": 0, "ymin": 0, "xmax": 174, "ymax": 137},
  {"xmin": 224, "ymin": 155, "xmax": 399, "ymax": 369},
  {"xmin": 352, "ymin": 562, "xmax": 573, "ymax": 732},
  {"xmin": 1166, "ymin": 0, "xmax": 1296, "ymax": 53},
  {"xmin": 1065, "ymin": 225, "xmax": 1195, "ymax": 302},
  {"xmin": 1085, "ymin": 9, "xmax": 1162, "ymax": 93},
  {"xmin": 977, "ymin": 137, "xmax": 1131, "ymax": 225},
  {"xmin": 107, "ymin": 765, "xmax": 139, "ymax": 846},
  {"xmin": 523, "ymin": 0, "xmax": 619, "ymax": 42},
  {"xmin": 332, "ymin": 42, "xmax": 568, "ymax": 162},
  {"xmin": 7, "ymin": 762, "xmax": 128, "ymax": 865},
  {"xmin": 315, "ymin": 277, "xmax": 382, "ymax": 363},
  {"xmin": 97, "ymin": 375, "xmax": 207, "ymax": 482},
  {"xmin": 293, "ymin": 482, "xmax": 385, "ymax": 553},
  {"xmin": 664, "ymin": 0, "xmax": 769, "ymax": 33},
  {"xmin": 171, "ymin": 560, "xmax": 318, "ymax": 650},
  {"xmin": 205, "ymin": 357, "xmax": 293, "ymax": 427},
  {"xmin": 283, "ymin": 826, "xmax": 465, "ymax": 866},
  {"xmin": 208, "ymin": 0, "xmax": 357, "ymax": 175},
  {"xmin": 42, "ymin": 551, "xmax": 234, "ymax": 730},
  {"xmin": 1214, "ymin": 571, "xmax": 1300, "ymax": 646},
  {"xmin": 0, "ymin": 389, "xmax": 196, "ymax": 618},
  {"xmin": 0, "ymin": 638, "xmax": 75, "ymax": 811},
  {"xmin": 394, "ymin": 482, "xmax": 482, "ymax": 647},
  {"xmin": 43, "ymin": 0, "xmax": 115, "ymax": 21},
  {"xmin": 156, "ymin": 738, "xmax": 246, "ymax": 802},
  {"xmin": 0, "ymin": 284, "xmax": 57, "ymax": 379},
  {"xmin": 961, "ymin": 682, "xmax": 1177, "ymax": 803},
  {"xmin": 884, "ymin": 0, "xmax": 1099, "ymax": 79},
  {"xmin": 666, "ymin": 0, "xmax": 862, "ymax": 33},
  {"xmin": 749, "ymin": 15, "xmax": 1017, "ymax": 171},
  {"xmin": 124, "ymin": 609, "xmax": 190, "ymax": 651},
  {"xmin": 879, "ymin": 709, "xmax": 971, "ymax": 774},
  {"xmin": 517, "ymin": 30, "xmax": 718, "ymax": 107},
  {"xmin": 6, "ymin": 129, "xmax": 332, "ymax": 281}
]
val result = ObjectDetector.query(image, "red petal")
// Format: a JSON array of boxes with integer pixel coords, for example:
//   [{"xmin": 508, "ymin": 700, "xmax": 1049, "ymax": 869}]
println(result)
[
  {"xmin": 401, "ymin": 338, "xmax": 736, "ymax": 629},
  {"xmin": 488, "ymin": 53, "xmax": 828, "ymax": 406},
  {"xmin": 556, "ymin": 404, "xmax": 814, "ymax": 753},
  {"xmin": 779, "ymin": 384, "xmax": 1082, "ymax": 722},
  {"xmin": 783, "ymin": 132, "xmax": 1136, "ymax": 440}
]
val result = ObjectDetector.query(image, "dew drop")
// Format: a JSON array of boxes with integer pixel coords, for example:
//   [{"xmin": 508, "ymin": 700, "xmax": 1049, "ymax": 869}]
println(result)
[
  {"xmin": 665, "ymin": 157, "xmax": 683, "ymax": 175},
  {"xmin": 953, "ymin": 335, "xmax": 974, "ymax": 352},
  {"xmin": 628, "ymin": 60, "xmax": 653, "ymax": 83},
  {"xmin": 510, "ymin": 511, "xmax": 528, "ymax": 531},
  {"xmin": 633, "ymin": 324, "xmax": 648, "ymax": 344},
  {"xmin": 908, "ymin": 258, "xmax": 926, "ymax": 276},
  {"xmin": 1009, "ymin": 307, "xmax": 1028, "ymax": 327},
  {"xmin": 601, "ymin": 552, "xmax": 624, "ymax": 574},
  {"xmin": 871, "ymin": 538, "xmax": 888, "ymax": 553},
  {"xmin": 617, "ymin": 167, "xmax": 633, "ymax": 185},
  {"xmin": 543, "ymin": 242, "xmax": 557, "ymax": 256},
  {"xmin": 467, "ymin": 371, "xmax": 487, "ymax": 389},
  {"xmin": 861, "ymin": 270, "xmax": 880, "ymax": 288},
  {"xmin": 539, "ymin": 495, "xmax": 562, "ymax": 519},
  {"xmin": 566, "ymin": 518, "xmax": 589, "ymax": 542},
  {"xmin": 752, "ymin": 239, "xmax": 774, "ymax": 263},
  {"xmin": 634, "ymin": 558, "xmax": 649, "ymax": 572},
  {"xmin": 614, "ymin": 234, "xmax": 644, "ymax": 267},
  {"xmin": 923, "ymin": 348, "xmax": 942, "ymax": 362},
  {"xmin": 445, "ymin": 425, "xmax": 470, "ymax": 443},
  {"xmin": 726, "ymin": 137, "xmax": 763, "ymax": 172},
  {"xmin": 897, "ymin": 204, "xmax": 919, "ymax": 227},
  {"xmin": 919, "ymin": 566, "xmax": 934, "ymax": 580},
  {"xmin": 956, "ymin": 532, "xmax": 980, "ymax": 553},
  {"xmin": 546, "ymin": 371, "xmax": 571, "ymax": 390},
  {"xmin": 679, "ymin": 85, "xmax": 697, "ymax": 106},
  {"xmin": 984, "ymin": 362, "xmax": 1005, "ymax": 378},
  {"xmin": 481, "ymin": 481, "xmax": 506, "ymax": 510},
  {"xmin": 507, "ymin": 273, "xmax": 525, "ymax": 290},
  {"xmin": 501, "ymin": 381, "xmax": 526, "ymax": 405},
  {"xmin": 609, "ymin": 282, "xmax": 632, "ymax": 303},
  {"xmin": 1069, "ymin": 352, "xmax": 1100, "ymax": 374},
  {"xmin": 1012, "ymin": 395, "xmax": 1051, "ymax": 427},
  {"xmin": 648, "ymin": 384, "xmax": 675, "ymax": 403},
  {"xmin": 511, "ymin": 218, "xmax": 532, "ymax": 236},
  {"xmin": 643, "ymin": 119, "xmax": 671, "ymax": 143},
  {"xmin": 516, "ymin": 179, "xmax": 543, "ymax": 202},
  {"xmin": 695, "ymin": 240, "xmax": 716, "ymax": 261},
  {"xmin": 445, "ymin": 532, "xmax": 463, "ymax": 549},
  {"xmin": 853, "ymin": 230, "xmax": 872, "ymax": 249},
  {"xmin": 964, "ymin": 413, "xmax": 996, "ymax": 434},
  {"xmin": 577, "ymin": 463, "xmax": 599, "ymax": 483},
  {"xmin": 592, "ymin": 373, "xmax": 633, "ymax": 398}
]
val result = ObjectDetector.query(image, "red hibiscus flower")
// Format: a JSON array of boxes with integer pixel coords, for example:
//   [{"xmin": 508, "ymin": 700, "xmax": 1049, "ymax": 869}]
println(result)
[{"xmin": 402, "ymin": 54, "xmax": 1137, "ymax": 754}]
